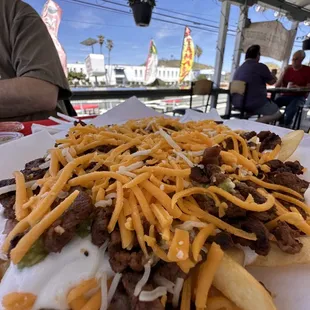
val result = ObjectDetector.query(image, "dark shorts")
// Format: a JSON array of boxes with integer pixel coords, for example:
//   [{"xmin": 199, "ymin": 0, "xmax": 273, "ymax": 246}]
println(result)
[{"xmin": 252, "ymin": 101, "xmax": 279, "ymax": 115}]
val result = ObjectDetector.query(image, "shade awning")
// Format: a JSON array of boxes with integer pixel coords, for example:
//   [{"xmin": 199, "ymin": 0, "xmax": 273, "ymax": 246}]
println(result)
[{"xmin": 232, "ymin": 0, "xmax": 310, "ymax": 21}]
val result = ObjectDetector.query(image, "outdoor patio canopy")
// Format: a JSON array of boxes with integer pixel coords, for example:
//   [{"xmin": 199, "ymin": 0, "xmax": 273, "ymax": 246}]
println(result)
[{"xmin": 211, "ymin": 0, "xmax": 310, "ymax": 108}]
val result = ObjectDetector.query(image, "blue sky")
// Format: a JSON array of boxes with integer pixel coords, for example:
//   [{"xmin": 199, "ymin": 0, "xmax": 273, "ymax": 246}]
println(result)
[{"xmin": 25, "ymin": 0, "xmax": 309, "ymax": 71}]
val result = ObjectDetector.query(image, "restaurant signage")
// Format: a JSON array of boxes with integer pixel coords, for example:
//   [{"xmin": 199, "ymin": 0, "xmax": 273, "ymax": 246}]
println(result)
[
  {"xmin": 85, "ymin": 54, "xmax": 105, "ymax": 77},
  {"xmin": 41, "ymin": 0, "xmax": 68, "ymax": 76},
  {"xmin": 242, "ymin": 21, "xmax": 290, "ymax": 61},
  {"xmin": 144, "ymin": 40, "xmax": 158, "ymax": 85},
  {"xmin": 179, "ymin": 26, "xmax": 195, "ymax": 84}
]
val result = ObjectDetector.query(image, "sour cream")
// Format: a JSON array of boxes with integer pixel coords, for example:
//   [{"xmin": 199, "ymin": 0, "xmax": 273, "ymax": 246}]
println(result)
[
  {"xmin": 0, "ymin": 237, "xmax": 113, "ymax": 310},
  {"xmin": 236, "ymin": 245, "xmax": 258, "ymax": 266}
]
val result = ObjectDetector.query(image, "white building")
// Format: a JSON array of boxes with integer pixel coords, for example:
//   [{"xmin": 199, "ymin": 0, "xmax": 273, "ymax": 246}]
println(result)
[
  {"xmin": 67, "ymin": 62, "xmax": 87, "ymax": 75},
  {"xmin": 67, "ymin": 58, "xmax": 225, "ymax": 86}
]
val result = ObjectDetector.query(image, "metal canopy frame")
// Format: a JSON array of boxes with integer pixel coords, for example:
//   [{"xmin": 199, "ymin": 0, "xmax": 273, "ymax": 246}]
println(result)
[
  {"xmin": 212, "ymin": 0, "xmax": 308, "ymax": 109},
  {"xmin": 231, "ymin": 0, "xmax": 310, "ymax": 21}
]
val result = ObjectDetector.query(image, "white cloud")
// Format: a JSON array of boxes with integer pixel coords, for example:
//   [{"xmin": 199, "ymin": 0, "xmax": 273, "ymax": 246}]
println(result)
[
  {"xmin": 69, "ymin": 8, "xmax": 102, "ymax": 29},
  {"xmin": 155, "ymin": 25, "xmax": 178, "ymax": 40}
]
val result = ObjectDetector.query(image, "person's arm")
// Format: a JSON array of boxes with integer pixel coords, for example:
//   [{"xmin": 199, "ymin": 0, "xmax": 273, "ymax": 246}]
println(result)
[
  {"xmin": 267, "ymin": 75, "xmax": 277, "ymax": 86},
  {"xmin": 0, "ymin": 2, "xmax": 71, "ymax": 118},
  {"xmin": 0, "ymin": 77, "xmax": 58, "ymax": 118},
  {"xmin": 260, "ymin": 64, "xmax": 277, "ymax": 85}
]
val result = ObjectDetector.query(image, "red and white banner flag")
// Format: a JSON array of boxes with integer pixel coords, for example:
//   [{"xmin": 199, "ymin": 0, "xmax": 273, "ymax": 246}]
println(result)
[
  {"xmin": 144, "ymin": 40, "xmax": 158, "ymax": 85},
  {"xmin": 41, "ymin": 0, "xmax": 68, "ymax": 76},
  {"xmin": 179, "ymin": 26, "xmax": 195, "ymax": 84}
]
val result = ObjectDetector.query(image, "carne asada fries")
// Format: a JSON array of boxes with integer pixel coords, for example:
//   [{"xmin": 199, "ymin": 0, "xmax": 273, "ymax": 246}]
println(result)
[{"xmin": 0, "ymin": 117, "xmax": 308, "ymax": 310}]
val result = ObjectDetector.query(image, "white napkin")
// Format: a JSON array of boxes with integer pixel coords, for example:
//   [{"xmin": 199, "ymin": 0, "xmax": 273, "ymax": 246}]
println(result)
[
  {"xmin": 31, "ymin": 123, "xmax": 72, "ymax": 135},
  {"xmin": 180, "ymin": 108, "xmax": 223, "ymax": 123},
  {"xmin": 0, "ymin": 131, "xmax": 55, "ymax": 179},
  {"xmin": 90, "ymin": 96, "xmax": 163, "ymax": 127}
]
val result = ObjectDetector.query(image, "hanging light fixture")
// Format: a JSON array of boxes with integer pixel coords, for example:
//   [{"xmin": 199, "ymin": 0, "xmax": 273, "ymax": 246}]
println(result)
[
  {"xmin": 274, "ymin": 10, "xmax": 285, "ymax": 18},
  {"xmin": 304, "ymin": 20, "xmax": 310, "ymax": 26},
  {"xmin": 255, "ymin": 5, "xmax": 266, "ymax": 12}
]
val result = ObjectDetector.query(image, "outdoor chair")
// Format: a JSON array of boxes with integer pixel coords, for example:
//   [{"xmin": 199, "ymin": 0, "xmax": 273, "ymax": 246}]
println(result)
[
  {"xmin": 224, "ymin": 80, "xmax": 251, "ymax": 119},
  {"xmin": 172, "ymin": 79, "xmax": 214, "ymax": 116},
  {"xmin": 292, "ymin": 103, "xmax": 305, "ymax": 130}
]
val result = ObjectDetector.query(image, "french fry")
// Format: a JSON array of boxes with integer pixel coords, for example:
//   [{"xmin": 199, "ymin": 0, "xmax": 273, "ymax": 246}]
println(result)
[{"xmin": 213, "ymin": 253, "xmax": 276, "ymax": 310}]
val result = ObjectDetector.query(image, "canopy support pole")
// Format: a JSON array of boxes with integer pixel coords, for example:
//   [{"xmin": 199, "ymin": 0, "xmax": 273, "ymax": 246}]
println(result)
[
  {"xmin": 230, "ymin": 4, "xmax": 248, "ymax": 79},
  {"xmin": 281, "ymin": 21, "xmax": 299, "ymax": 72},
  {"xmin": 210, "ymin": 0, "xmax": 231, "ymax": 109}
]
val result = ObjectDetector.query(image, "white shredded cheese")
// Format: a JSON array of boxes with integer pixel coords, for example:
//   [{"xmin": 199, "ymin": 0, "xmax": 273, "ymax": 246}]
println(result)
[
  {"xmin": 0, "ymin": 180, "xmax": 37, "ymax": 196},
  {"xmin": 183, "ymin": 180, "xmax": 191, "ymax": 188},
  {"xmin": 173, "ymin": 150, "xmax": 194, "ymax": 167},
  {"xmin": 172, "ymin": 278, "xmax": 184, "ymax": 308},
  {"xmin": 139, "ymin": 287, "xmax": 167, "ymax": 302},
  {"xmin": 175, "ymin": 221, "xmax": 207, "ymax": 231},
  {"xmin": 131, "ymin": 150, "xmax": 152, "ymax": 157},
  {"xmin": 118, "ymin": 162, "xmax": 144, "ymax": 173},
  {"xmin": 45, "ymin": 153, "xmax": 51, "ymax": 161},
  {"xmin": 134, "ymin": 262, "xmax": 151, "ymax": 296},
  {"xmin": 178, "ymin": 241, "xmax": 184, "ymax": 245},
  {"xmin": 145, "ymin": 119, "xmax": 156, "ymax": 131},
  {"xmin": 107, "ymin": 273, "xmax": 122, "ymax": 304},
  {"xmin": 100, "ymin": 272, "xmax": 108, "ymax": 310},
  {"xmin": 188, "ymin": 150, "xmax": 204, "ymax": 156},
  {"xmin": 62, "ymin": 148, "xmax": 74, "ymax": 162},
  {"xmin": 95, "ymin": 240, "xmax": 110, "ymax": 280},
  {"xmin": 249, "ymin": 136, "xmax": 260, "ymax": 145},
  {"xmin": 95, "ymin": 199, "xmax": 113, "ymax": 208},
  {"xmin": 153, "ymin": 276, "xmax": 175, "ymax": 294},
  {"xmin": 105, "ymin": 193, "xmax": 117, "ymax": 200},
  {"xmin": 239, "ymin": 168, "xmax": 252, "ymax": 177},
  {"xmin": 197, "ymin": 164, "xmax": 204, "ymax": 169},
  {"xmin": 118, "ymin": 171, "xmax": 137, "ymax": 178},
  {"xmin": 31, "ymin": 182, "xmax": 39, "ymax": 191},
  {"xmin": 160, "ymin": 184, "xmax": 165, "ymax": 191},
  {"xmin": 39, "ymin": 161, "xmax": 51, "ymax": 170},
  {"xmin": 163, "ymin": 176, "xmax": 169, "ymax": 182},
  {"xmin": 202, "ymin": 130, "xmax": 217, "ymax": 137},
  {"xmin": 58, "ymin": 191, "xmax": 69, "ymax": 199},
  {"xmin": 158, "ymin": 128, "xmax": 181, "ymax": 151}
]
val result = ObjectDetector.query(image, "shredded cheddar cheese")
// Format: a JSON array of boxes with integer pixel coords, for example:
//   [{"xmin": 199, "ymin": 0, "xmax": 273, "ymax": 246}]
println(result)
[
  {"xmin": 14, "ymin": 171, "xmax": 29, "ymax": 221},
  {"xmin": 3, "ymin": 117, "xmax": 307, "ymax": 310},
  {"xmin": 195, "ymin": 242, "xmax": 224, "ymax": 308},
  {"xmin": 167, "ymin": 229, "xmax": 190, "ymax": 262},
  {"xmin": 192, "ymin": 224, "xmax": 215, "ymax": 262}
]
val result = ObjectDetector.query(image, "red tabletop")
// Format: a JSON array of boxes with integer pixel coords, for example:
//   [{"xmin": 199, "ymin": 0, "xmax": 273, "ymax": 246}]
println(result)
[{"xmin": 20, "ymin": 116, "xmax": 96, "ymax": 136}]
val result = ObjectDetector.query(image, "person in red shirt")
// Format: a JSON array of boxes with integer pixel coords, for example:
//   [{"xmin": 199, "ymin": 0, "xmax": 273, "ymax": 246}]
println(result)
[{"xmin": 275, "ymin": 50, "xmax": 310, "ymax": 127}]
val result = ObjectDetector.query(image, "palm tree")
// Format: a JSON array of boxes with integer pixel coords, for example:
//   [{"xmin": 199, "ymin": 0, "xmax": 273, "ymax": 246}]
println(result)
[
  {"xmin": 106, "ymin": 39, "xmax": 114, "ymax": 85},
  {"xmin": 80, "ymin": 38, "xmax": 97, "ymax": 53},
  {"xmin": 97, "ymin": 35, "xmax": 105, "ymax": 54},
  {"xmin": 195, "ymin": 45, "xmax": 203, "ymax": 65},
  {"xmin": 106, "ymin": 39, "xmax": 114, "ymax": 66}
]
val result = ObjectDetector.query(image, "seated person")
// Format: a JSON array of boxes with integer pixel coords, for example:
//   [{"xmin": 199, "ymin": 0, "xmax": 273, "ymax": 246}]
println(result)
[
  {"xmin": 275, "ymin": 50, "xmax": 310, "ymax": 127},
  {"xmin": 232, "ymin": 45, "xmax": 281, "ymax": 123},
  {"xmin": 0, "ymin": 0, "xmax": 72, "ymax": 122}
]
